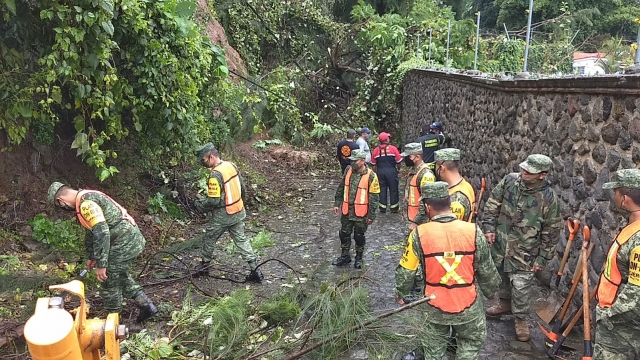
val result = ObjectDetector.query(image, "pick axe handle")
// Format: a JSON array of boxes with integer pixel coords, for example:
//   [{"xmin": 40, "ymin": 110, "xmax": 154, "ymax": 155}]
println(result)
[
  {"xmin": 556, "ymin": 219, "xmax": 580, "ymax": 286},
  {"xmin": 582, "ymin": 226, "xmax": 593, "ymax": 357},
  {"xmin": 550, "ymin": 288, "xmax": 597, "ymax": 356},
  {"xmin": 472, "ymin": 178, "xmax": 486, "ymax": 222},
  {"xmin": 556, "ymin": 242, "xmax": 594, "ymax": 323}
]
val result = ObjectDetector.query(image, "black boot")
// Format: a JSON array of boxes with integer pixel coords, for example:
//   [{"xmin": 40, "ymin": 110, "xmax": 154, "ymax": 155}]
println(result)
[
  {"xmin": 133, "ymin": 291, "xmax": 158, "ymax": 323},
  {"xmin": 246, "ymin": 261, "xmax": 264, "ymax": 283},
  {"xmin": 332, "ymin": 254, "xmax": 352, "ymax": 266},
  {"xmin": 192, "ymin": 261, "xmax": 210, "ymax": 277},
  {"xmin": 333, "ymin": 231, "xmax": 352, "ymax": 266},
  {"xmin": 354, "ymin": 252, "xmax": 364, "ymax": 269},
  {"xmin": 379, "ymin": 206, "xmax": 387, "ymax": 213},
  {"xmin": 353, "ymin": 232, "xmax": 366, "ymax": 269}
]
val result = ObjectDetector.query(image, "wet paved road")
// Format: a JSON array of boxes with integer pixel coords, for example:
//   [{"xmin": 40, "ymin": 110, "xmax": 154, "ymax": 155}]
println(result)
[{"xmin": 254, "ymin": 176, "xmax": 583, "ymax": 359}]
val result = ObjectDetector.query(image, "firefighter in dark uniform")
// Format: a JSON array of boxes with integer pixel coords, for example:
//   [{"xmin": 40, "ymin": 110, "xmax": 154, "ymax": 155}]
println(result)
[
  {"xmin": 415, "ymin": 122, "xmax": 451, "ymax": 171},
  {"xmin": 371, "ymin": 132, "xmax": 402, "ymax": 213}
]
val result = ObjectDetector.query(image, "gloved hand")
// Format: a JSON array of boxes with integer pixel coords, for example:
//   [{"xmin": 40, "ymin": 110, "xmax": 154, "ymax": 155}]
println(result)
[{"xmin": 190, "ymin": 199, "xmax": 205, "ymax": 214}]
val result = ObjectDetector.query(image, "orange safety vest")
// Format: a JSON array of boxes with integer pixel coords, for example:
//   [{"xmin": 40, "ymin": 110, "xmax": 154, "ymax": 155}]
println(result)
[
  {"xmin": 596, "ymin": 220, "xmax": 640, "ymax": 308},
  {"xmin": 75, "ymin": 190, "xmax": 136, "ymax": 230},
  {"xmin": 342, "ymin": 167, "xmax": 372, "ymax": 217},
  {"xmin": 418, "ymin": 220, "xmax": 477, "ymax": 314},
  {"xmin": 449, "ymin": 178, "xmax": 476, "ymax": 223},
  {"xmin": 213, "ymin": 161, "xmax": 244, "ymax": 215},
  {"xmin": 407, "ymin": 163, "xmax": 429, "ymax": 222}
]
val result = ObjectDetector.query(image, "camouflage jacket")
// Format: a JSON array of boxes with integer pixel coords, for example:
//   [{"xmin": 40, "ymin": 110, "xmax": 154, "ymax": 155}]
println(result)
[
  {"xmin": 194, "ymin": 161, "xmax": 247, "ymax": 226},
  {"xmin": 334, "ymin": 165, "xmax": 380, "ymax": 221},
  {"xmin": 402, "ymin": 163, "xmax": 435, "ymax": 225},
  {"xmin": 79, "ymin": 192, "xmax": 144, "ymax": 268},
  {"xmin": 395, "ymin": 213, "xmax": 501, "ymax": 325},
  {"xmin": 480, "ymin": 173, "xmax": 561, "ymax": 271},
  {"xmin": 596, "ymin": 229, "xmax": 640, "ymax": 330}
]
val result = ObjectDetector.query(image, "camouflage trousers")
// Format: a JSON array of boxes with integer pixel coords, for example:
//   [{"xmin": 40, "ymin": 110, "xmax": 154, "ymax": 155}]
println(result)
[
  {"xmin": 101, "ymin": 231, "xmax": 145, "ymax": 312},
  {"xmin": 497, "ymin": 271, "xmax": 534, "ymax": 319},
  {"xmin": 339, "ymin": 216, "xmax": 368, "ymax": 254},
  {"xmin": 594, "ymin": 311, "xmax": 640, "ymax": 359},
  {"xmin": 202, "ymin": 219, "xmax": 257, "ymax": 263},
  {"xmin": 420, "ymin": 316, "xmax": 487, "ymax": 360}
]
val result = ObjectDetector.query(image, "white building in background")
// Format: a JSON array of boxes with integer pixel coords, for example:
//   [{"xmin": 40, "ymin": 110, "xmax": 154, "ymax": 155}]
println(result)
[{"xmin": 573, "ymin": 52, "xmax": 606, "ymax": 75}]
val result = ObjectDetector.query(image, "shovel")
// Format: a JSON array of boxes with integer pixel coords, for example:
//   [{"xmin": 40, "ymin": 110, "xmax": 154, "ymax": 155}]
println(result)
[
  {"xmin": 537, "ymin": 241, "xmax": 594, "ymax": 324},
  {"xmin": 547, "ymin": 289, "xmax": 596, "ymax": 358},
  {"xmin": 538, "ymin": 242, "xmax": 594, "ymax": 350},
  {"xmin": 555, "ymin": 219, "xmax": 580, "ymax": 287},
  {"xmin": 548, "ymin": 226, "xmax": 594, "ymax": 359}
]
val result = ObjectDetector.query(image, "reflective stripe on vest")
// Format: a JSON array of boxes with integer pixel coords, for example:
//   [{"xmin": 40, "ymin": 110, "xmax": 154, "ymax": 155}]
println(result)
[
  {"xmin": 597, "ymin": 220, "xmax": 640, "ymax": 308},
  {"xmin": 407, "ymin": 163, "xmax": 429, "ymax": 221},
  {"xmin": 342, "ymin": 167, "xmax": 371, "ymax": 217},
  {"xmin": 449, "ymin": 179, "xmax": 476, "ymax": 223},
  {"xmin": 418, "ymin": 220, "xmax": 477, "ymax": 314},
  {"xmin": 75, "ymin": 190, "xmax": 136, "ymax": 230},
  {"xmin": 213, "ymin": 161, "xmax": 244, "ymax": 215}
]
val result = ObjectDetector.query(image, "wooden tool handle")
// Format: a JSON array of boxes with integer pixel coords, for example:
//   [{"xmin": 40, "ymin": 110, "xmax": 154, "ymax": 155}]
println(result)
[
  {"xmin": 559, "ymin": 242, "xmax": 594, "ymax": 322},
  {"xmin": 557, "ymin": 219, "xmax": 580, "ymax": 277},
  {"xmin": 582, "ymin": 226, "xmax": 591, "ymax": 342}
]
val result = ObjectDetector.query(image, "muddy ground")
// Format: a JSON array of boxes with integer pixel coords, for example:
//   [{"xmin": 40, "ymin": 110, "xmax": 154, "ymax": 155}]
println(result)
[
  {"xmin": 0, "ymin": 136, "xmax": 585, "ymax": 359},
  {"xmin": 138, "ymin": 173, "xmax": 585, "ymax": 360}
]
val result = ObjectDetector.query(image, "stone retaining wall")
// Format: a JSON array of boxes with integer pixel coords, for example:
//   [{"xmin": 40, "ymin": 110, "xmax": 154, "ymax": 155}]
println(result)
[{"xmin": 402, "ymin": 69, "xmax": 640, "ymax": 297}]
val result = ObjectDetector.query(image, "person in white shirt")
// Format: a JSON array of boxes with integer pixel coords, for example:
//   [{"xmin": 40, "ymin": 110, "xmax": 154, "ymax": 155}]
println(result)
[{"xmin": 356, "ymin": 127, "xmax": 372, "ymax": 163}]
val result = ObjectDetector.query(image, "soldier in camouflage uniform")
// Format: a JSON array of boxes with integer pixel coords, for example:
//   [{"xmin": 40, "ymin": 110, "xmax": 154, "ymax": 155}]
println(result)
[
  {"xmin": 395, "ymin": 182, "xmax": 500, "ymax": 360},
  {"xmin": 47, "ymin": 182, "xmax": 157, "ymax": 323},
  {"xmin": 400, "ymin": 143, "xmax": 435, "ymax": 236},
  {"xmin": 594, "ymin": 169, "xmax": 640, "ymax": 359},
  {"xmin": 434, "ymin": 148, "xmax": 475, "ymax": 222},
  {"xmin": 192, "ymin": 143, "xmax": 263, "ymax": 282},
  {"xmin": 333, "ymin": 149, "xmax": 380, "ymax": 269},
  {"xmin": 480, "ymin": 154, "xmax": 561, "ymax": 341}
]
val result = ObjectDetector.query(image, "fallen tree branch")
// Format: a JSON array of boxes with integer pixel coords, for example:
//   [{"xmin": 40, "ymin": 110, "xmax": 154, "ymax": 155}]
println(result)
[{"xmin": 282, "ymin": 294, "xmax": 435, "ymax": 360}]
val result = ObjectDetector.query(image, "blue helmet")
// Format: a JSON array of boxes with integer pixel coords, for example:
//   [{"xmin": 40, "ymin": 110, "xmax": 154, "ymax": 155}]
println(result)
[{"xmin": 430, "ymin": 121, "xmax": 443, "ymax": 131}]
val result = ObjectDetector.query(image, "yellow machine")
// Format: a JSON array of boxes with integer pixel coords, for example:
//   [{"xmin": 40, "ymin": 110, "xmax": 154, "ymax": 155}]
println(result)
[{"xmin": 24, "ymin": 280, "xmax": 128, "ymax": 360}]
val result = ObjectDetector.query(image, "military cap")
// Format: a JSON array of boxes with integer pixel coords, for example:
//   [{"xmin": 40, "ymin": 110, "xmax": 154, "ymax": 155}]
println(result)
[
  {"xmin": 400, "ymin": 143, "xmax": 422, "ymax": 156},
  {"xmin": 196, "ymin": 143, "xmax": 216, "ymax": 158},
  {"xmin": 420, "ymin": 181, "xmax": 450, "ymax": 200},
  {"xmin": 434, "ymin": 148, "xmax": 461, "ymax": 162},
  {"xmin": 47, "ymin": 182, "xmax": 66, "ymax": 205},
  {"xmin": 348, "ymin": 149, "xmax": 367, "ymax": 160},
  {"xmin": 519, "ymin": 154, "xmax": 552, "ymax": 174},
  {"xmin": 603, "ymin": 169, "xmax": 640, "ymax": 190}
]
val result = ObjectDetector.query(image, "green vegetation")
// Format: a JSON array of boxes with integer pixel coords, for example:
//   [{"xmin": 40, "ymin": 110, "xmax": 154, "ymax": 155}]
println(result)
[
  {"xmin": 28, "ymin": 214, "xmax": 84, "ymax": 254},
  {"xmin": 3, "ymin": 0, "xmax": 637, "ymax": 178}
]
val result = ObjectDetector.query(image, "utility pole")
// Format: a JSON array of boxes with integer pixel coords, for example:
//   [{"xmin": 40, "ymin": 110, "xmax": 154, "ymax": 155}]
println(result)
[
  {"xmin": 474, "ymin": 12, "xmax": 481, "ymax": 70},
  {"xmin": 523, "ymin": 0, "xmax": 534, "ymax": 72},
  {"xmin": 446, "ymin": 19, "xmax": 451, "ymax": 71}
]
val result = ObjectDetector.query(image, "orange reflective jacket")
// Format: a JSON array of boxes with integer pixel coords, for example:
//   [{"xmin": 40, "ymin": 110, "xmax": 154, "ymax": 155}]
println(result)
[
  {"xmin": 407, "ymin": 164, "xmax": 429, "ymax": 222},
  {"xmin": 418, "ymin": 220, "xmax": 477, "ymax": 314},
  {"xmin": 75, "ymin": 190, "xmax": 136, "ymax": 230},
  {"xmin": 597, "ymin": 220, "xmax": 640, "ymax": 308},
  {"xmin": 449, "ymin": 179, "xmax": 476, "ymax": 222},
  {"xmin": 213, "ymin": 161, "xmax": 244, "ymax": 215},
  {"xmin": 342, "ymin": 167, "xmax": 371, "ymax": 217}
]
